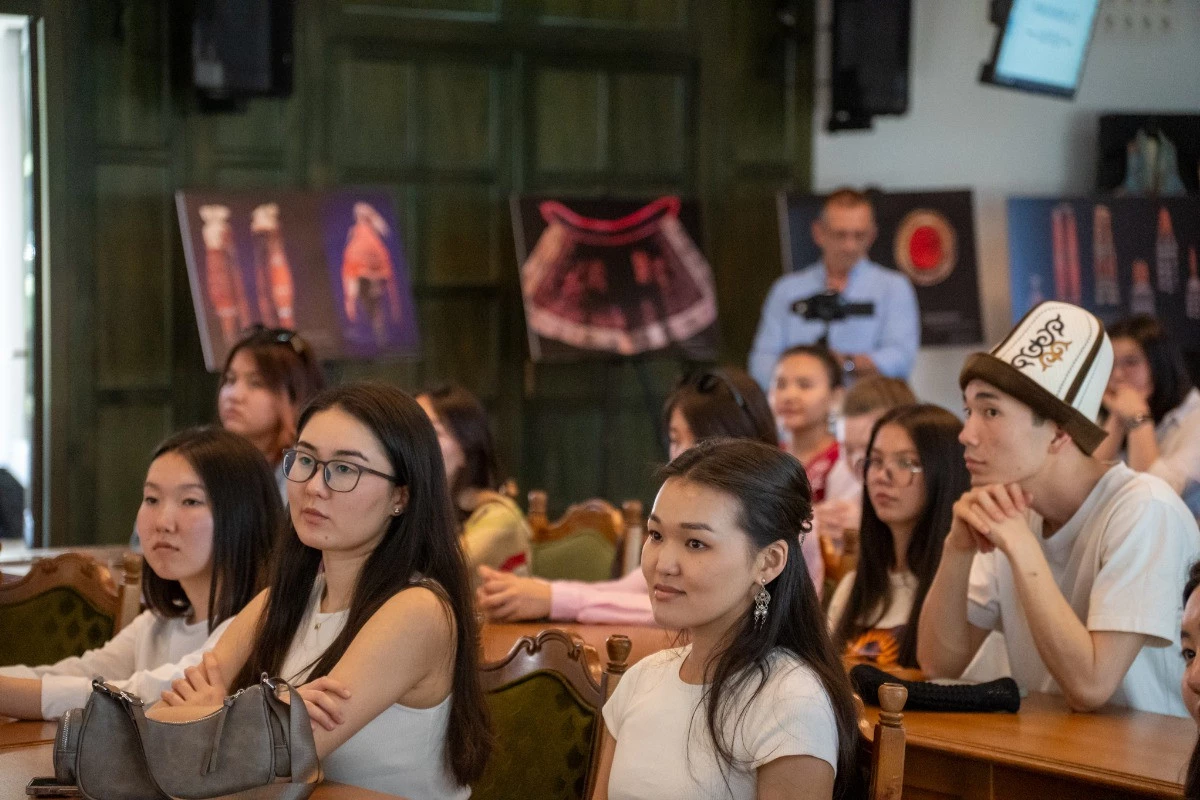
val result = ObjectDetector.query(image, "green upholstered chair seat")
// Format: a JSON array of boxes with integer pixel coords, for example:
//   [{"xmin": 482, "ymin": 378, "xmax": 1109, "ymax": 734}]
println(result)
[
  {"xmin": 531, "ymin": 529, "xmax": 615, "ymax": 583},
  {"xmin": 0, "ymin": 586, "xmax": 116, "ymax": 667},
  {"xmin": 471, "ymin": 670, "xmax": 599, "ymax": 800}
]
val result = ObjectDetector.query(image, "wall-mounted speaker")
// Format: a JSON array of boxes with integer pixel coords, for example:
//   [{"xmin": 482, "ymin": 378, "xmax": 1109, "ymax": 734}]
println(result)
[{"xmin": 829, "ymin": 0, "xmax": 911, "ymax": 131}]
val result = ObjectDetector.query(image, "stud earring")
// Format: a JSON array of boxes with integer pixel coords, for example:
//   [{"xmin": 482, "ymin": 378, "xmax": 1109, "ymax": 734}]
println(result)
[
  {"xmin": 393, "ymin": 506, "xmax": 403, "ymax": 516},
  {"xmin": 753, "ymin": 579, "xmax": 771, "ymax": 630}
]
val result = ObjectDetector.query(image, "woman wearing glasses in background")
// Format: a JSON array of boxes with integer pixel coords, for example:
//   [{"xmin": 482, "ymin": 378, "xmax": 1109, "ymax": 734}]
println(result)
[
  {"xmin": 217, "ymin": 326, "xmax": 325, "ymax": 497},
  {"xmin": 827, "ymin": 404, "xmax": 970, "ymax": 669},
  {"xmin": 477, "ymin": 366, "xmax": 840, "ymax": 624},
  {"xmin": 1094, "ymin": 315, "xmax": 1200, "ymax": 519},
  {"xmin": 153, "ymin": 383, "xmax": 490, "ymax": 799}
]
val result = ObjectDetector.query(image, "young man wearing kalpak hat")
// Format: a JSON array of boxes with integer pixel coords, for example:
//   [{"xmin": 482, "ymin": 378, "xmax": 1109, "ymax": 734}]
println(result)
[{"xmin": 917, "ymin": 301, "xmax": 1200, "ymax": 716}]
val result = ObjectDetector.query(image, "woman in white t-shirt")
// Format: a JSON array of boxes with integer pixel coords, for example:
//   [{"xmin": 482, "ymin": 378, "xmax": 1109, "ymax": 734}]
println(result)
[
  {"xmin": 0, "ymin": 427, "xmax": 279, "ymax": 719},
  {"xmin": 153, "ymin": 383, "xmax": 491, "ymax": 800},
  {"xmin": 592, "ymin": 439, "xmax": 859, "ymax": 800},
  {"xmin": 1096, "ymin": 315, "xmax": 1200, "ymax": 518},
  {"xmin": 828, "ymin": 404, "xmax": 969, "ymax": 670}
]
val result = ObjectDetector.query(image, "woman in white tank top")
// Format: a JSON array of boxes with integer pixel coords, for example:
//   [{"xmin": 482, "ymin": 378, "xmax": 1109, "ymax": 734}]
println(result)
[{"xmin": 152, "ymin": 383, "xmax": 492, "ymax": 798}]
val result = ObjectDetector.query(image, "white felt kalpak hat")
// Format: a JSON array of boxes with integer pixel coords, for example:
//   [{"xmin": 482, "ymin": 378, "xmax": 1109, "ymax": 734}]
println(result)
[{"xmin": 959, "ymin": 301, "xmax": 1113, "ymax": 455}]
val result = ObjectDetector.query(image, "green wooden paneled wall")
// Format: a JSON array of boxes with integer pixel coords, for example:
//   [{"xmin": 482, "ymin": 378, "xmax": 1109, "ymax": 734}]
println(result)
[{"xmin": 26, "ymin": 0, "xmax": 813, "ymax": 545}]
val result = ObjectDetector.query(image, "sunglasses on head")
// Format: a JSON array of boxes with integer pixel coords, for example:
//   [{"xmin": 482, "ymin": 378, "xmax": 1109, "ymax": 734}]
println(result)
[
  {"xmin": 242, "ymin": 325, "xmax": 310, "ymax": 356},
  {"xmin": 683, "ymin": 370, "xmax": 750, "ymax": 414}
]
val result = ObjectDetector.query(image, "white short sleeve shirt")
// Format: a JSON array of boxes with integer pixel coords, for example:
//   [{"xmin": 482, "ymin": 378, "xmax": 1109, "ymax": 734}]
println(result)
[
  {"xmin": 602, "ymin": 645, "xmax": 839, "ymax": 800},
  {"xmin": 967, "ymin": 464, "xmax": 1200, "ymax": 717}
]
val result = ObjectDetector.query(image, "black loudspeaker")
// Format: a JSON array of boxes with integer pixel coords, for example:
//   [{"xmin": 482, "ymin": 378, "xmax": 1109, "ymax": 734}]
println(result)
[
  {"xmin": 829, "ymin": 0, "xmax": 911, "ymax": 131},
  {"xmin": 192, "ymin": 0, "xmax": 293, "ymax": 110}
]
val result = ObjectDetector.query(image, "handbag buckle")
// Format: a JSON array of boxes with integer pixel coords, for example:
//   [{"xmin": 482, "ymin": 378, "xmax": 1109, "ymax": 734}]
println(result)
[{"xmin": 91, "ymin": 678, "xmax": 144, "ymax": 706}]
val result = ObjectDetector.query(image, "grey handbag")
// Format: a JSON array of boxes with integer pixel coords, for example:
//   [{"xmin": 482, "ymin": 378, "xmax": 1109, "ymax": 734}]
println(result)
[{"xmin": 54, "ymin": 674, "xmax": 321, "ymax": 800}]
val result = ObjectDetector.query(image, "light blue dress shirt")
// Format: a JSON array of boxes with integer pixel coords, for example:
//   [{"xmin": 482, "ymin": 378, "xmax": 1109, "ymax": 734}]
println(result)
[{"xmin": 749, "ymin": 259, "xmax": 920, "ymax": 389}]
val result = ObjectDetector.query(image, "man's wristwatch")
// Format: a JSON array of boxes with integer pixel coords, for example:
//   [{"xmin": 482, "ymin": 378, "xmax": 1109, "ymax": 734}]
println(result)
[{"xmin": 1124, "ymin": 412, "xmax": 1153, "ymax": 432}]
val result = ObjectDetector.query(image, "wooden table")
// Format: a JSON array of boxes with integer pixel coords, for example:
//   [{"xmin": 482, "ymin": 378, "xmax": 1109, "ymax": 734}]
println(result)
[
  {"xmin": 863, "ymin": 692, "xmax": 1193, "ymax": 799},
  {"xmin": 0, "ymin": 720, "xmax": 54, "ymax": 751},
  {"xmin": 0, "ymin": 742, "xmax": 406, "ymax": 799},
  {"xmin": 481, "ymin": 621, "xmax": 675, "ymax": 676}
]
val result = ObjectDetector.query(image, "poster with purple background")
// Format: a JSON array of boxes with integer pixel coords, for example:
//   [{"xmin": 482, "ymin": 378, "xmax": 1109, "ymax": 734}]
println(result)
[
  {"xmin": 1007, "ymin": 196, "xmax": 1200, "ymax": 379},
  {"xmin": 319, "ymin": 189, "xmax": 420, "ymax": 359},
  {"xmin": 177, "ymin": 188, "xmax": 419, "ymax": 370}
]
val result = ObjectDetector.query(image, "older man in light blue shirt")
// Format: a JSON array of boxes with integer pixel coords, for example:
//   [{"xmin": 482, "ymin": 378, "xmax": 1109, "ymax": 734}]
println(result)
[{"xmin": 749, "ymin": 190, "xmax": 920, "ymax": 389}]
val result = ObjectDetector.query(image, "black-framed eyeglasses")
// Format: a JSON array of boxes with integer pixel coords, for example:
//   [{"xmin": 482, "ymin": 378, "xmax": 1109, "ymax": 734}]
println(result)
[
  {"xmin": 863, "ymin": 454, "xmax": 924, "ymax": 488},
  {"xmin": 282, "ymin": 449, "xmax": 398, "ymax": 493},
  {"xmin": 242, "ymin": 325, "xmax": 310, "ymax": 357}
]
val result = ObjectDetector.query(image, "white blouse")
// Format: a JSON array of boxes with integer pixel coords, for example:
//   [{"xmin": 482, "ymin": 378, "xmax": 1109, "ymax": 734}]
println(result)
[
  {"xmin": 1148, "ymin": 387, "xmax": 1200, "ymax": 518},
  {"xmin": 0, "ymin": 609, "xmax": 224, "ymax": 719},
  {"xmin": 603, "ymin": 645, "xmax": 839, "ymax": 800}
]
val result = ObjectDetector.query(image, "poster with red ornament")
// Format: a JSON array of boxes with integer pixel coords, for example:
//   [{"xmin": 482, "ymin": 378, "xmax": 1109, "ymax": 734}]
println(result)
[{"xmin": 777, "ymin": 189, "xmax": 983, "ymax": 346}]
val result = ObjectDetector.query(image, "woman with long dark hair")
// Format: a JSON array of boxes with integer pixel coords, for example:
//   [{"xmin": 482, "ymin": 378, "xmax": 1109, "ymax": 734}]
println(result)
[
  {"xmin": 828, "ymin": 404, "xmax": 969, "ymax": 669},
  {"xmin": 217, "ymin": 326, "xmax": 325, "ymax": 495},
  {"xmin": 1095, "ymin": 315, "xmax": 1200, "ymax": 518},
  {"xmin": 477, "ymin": 366, "xmax": 826, "ymax": 623},
  {"xmin": 155, "ymin": 383, "xmax": 490, "ymax": 798},
  {"xmin": 593, "ymin": 438, "xmax": 858, "ymax": 800},
  {"xmin": 0, "ymin": 427, "xmax": 278, "ymax": 720},
  {"xmin": 1179, "ymin": 558, "xmax": 1200, "ymax": 800},
  {"xmin": 417, "ymin": 384, "xmax": 532, "ymax": 579}
]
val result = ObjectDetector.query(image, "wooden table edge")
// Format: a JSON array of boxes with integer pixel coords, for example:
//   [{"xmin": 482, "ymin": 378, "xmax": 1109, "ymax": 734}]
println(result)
[
  {"xmin": 906, "ymin": 731, "xmax": 1185, "ymax": 797},
  {"xmin": 0, "ymin": 739, "xmax": 52, "ymax": 753}
]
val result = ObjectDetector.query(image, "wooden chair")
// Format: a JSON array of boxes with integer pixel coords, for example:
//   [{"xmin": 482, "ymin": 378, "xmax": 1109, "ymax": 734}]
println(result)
[
  {"xmin": 0, "ymin": 551, "xmax": 142, "ymax": 668},
  {"xmin": 820, "ymin": 527, "xmax": 861, "ymax": 602},
  {"xmin": 526, "ymin": 491, "xmax": 643, "ymax": 582},
  {"xmin": 472, "ymin": 629, "xmax": 632, "ymax": 800},
  {"xmin": 857, "ymin": 683, "xmax": 908, "ymax": 800}
]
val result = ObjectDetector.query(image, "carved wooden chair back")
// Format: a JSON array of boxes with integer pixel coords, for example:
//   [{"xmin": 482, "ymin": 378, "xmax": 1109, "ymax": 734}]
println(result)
[
  {"xmin": 0, "ymin": 551, "xmax": 142, "ymax": 667},
  {"xmin": 473, "ymin": 629, "xmax": 632, "ymax": 800},
  {"xmin": 527, "ymin": 491, "xmax": 642, "ymax": 582},
  {"xmin": 857, "ymin": 683, "xmax": 908, "ymax": 800}
]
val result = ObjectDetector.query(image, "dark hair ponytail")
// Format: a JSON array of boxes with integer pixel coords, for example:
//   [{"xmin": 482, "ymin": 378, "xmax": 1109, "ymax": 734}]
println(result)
[{"xmin": 660, "ymin": 438, "xmax": 858, "ymax": 797}]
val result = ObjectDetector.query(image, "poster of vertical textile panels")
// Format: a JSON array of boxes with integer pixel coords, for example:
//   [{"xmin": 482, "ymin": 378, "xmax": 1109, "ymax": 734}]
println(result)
[{"xmin": 177, "ymin": 188, "xmax": 419, "ymax": 370}]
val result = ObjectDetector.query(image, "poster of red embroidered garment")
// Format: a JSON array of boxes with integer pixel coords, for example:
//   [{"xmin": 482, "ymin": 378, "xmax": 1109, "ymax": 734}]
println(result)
[{"xmin": 512, "ymin": 195, "xmax": 719, "ymax": 362}]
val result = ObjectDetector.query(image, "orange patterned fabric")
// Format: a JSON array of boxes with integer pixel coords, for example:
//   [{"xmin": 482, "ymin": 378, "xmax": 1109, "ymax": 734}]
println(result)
[{"xmin": 843, "ymin": 625, "xmax": 905, "ymax": 669}]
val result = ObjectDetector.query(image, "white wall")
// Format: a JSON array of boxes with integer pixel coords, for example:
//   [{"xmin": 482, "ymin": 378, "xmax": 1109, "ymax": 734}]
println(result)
[{"xmin": 812, "ymin": 0, "xmax": 1200, "ymax": 412}]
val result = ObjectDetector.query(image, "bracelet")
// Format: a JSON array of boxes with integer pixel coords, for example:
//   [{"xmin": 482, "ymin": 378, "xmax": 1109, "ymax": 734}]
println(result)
[{"xmin": 1124, "ymin": 413, "xmax": 1153, "ymax": 433}]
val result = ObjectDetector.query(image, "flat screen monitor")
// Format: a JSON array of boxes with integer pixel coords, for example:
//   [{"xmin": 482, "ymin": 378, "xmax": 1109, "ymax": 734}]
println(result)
[{"xmin": 980, "ymin": 0, "xmax": 1100, "ymax": 98}]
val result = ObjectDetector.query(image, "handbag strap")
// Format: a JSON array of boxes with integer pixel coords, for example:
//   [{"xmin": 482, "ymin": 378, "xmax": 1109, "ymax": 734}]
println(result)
[{"xmin": 118, "ymin": 677, "xmax": 321, "ymax": 800}]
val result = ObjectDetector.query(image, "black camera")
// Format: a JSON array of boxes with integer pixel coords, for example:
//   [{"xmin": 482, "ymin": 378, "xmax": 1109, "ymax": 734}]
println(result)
[{"xmin": 790, "ymin": 291, "xmax": 875, "ymax": 323}]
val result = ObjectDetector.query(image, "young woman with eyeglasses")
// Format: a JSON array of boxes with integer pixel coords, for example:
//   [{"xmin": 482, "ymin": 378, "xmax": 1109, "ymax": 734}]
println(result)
[
  {"xmin": 476, "ymin": 366, "xmax": 837, "ymax": 625},
  {"xmin": 826, "ymin": 404, "xmax": 970, "ymax": 669},
  {"xmin": 592, "ymin": 439, "xmax": 858, "ymax": 800},
  {"xmin": 816, "ymin": 376, "xmax": 917, "ymax": 561},
  {"xmin": 217, "ymin": 326, "xmax": 325, "ymax": 496},
  {"xmin": 1094, "ymin": 315, "xmax": 1200, "ymax": 519},
  {"xmin": 416, "ymin": 384, "xmax": 533, "ymax": 583},
  {"xmin": 152, "ymin": 383, "xmax": 490, "ymax": 799},
  {"xmin": 0, "ymin": 427, "xmax": 278, "ymax": 720}
]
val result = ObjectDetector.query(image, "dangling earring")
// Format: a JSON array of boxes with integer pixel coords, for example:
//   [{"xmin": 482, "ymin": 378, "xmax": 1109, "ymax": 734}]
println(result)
[{"xmin": 753, "ymin": 579, "xmax": 771, "ymax": 630}]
